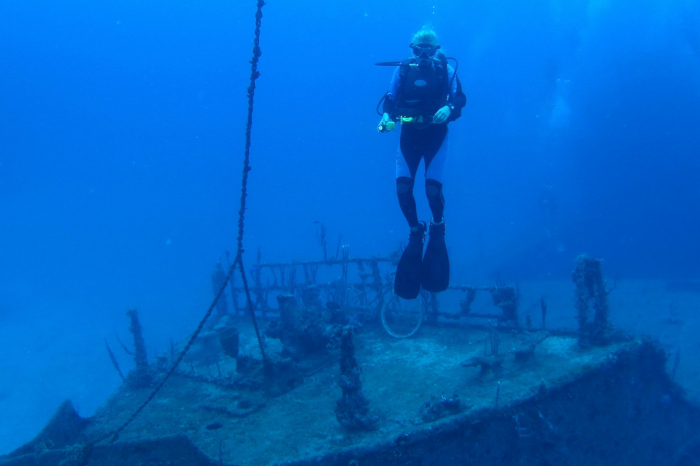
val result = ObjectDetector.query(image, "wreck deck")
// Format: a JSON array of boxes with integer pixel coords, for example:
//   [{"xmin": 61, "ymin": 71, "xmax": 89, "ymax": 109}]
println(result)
[
  {"xmin": 81, "ymin": 323, "xmax": 638, "ymax": 466},
  {"xmin": 3, "ymin": 312, "xmax": 700, "ymax": 466}
]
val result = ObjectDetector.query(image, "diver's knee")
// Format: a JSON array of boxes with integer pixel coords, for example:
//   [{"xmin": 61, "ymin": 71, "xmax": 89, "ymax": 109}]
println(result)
[
  {"xmin": 425, "ymin": 179, "xmax": 443, "ymax": 199},
  {"xmin": 396, "ymin": 177, "xmax": 414, "ymax": 195}
]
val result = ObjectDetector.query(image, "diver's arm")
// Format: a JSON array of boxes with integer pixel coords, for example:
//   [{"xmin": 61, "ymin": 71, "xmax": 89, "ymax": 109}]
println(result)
[
  {"xmin": 449, "ymin": 76, "xmax": 467, "ymax": 110},
  {"xmin": 445, "ymin": 66, "xmax": 467, "ymax": 122},
  {"xmin": 434, "ymin": 66, "xmax": 466, "ymax": 124},
  {"xmin": 382, "ymin": 98, "xmax": 395, "ymax": 120},
  {"xmin": 381, "ymin": 68, "xmax": 401, "ymax": 121}
]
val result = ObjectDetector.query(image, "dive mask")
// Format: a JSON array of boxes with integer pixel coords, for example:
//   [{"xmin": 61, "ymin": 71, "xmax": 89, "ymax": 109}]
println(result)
[{"xmin": 410, "ymin": 43, "xmax": 440, "ymax": 58}]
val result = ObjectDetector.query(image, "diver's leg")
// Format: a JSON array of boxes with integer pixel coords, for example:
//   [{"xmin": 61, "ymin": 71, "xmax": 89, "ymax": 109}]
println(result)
[
  {"xmin": 396, "ymin": 177, "xmax": 419, "ymax": 228},
  {"xmin": 425, "ymin": 179, "xmax": 445, "ymax": 224},
  {"xmin": 396, "ymin": 139, "xmax": 421, "ymax": 228},
  {"xmin": 424, "ymin": 128, "xmax": 449, "ymax": 222},
  {"xmin": 394, "ymin": 135, "xmax": 425, "ymax": 299},
  {"xmin": 422, "ymin": 130, "xmax": 450, "ymax": 292}
]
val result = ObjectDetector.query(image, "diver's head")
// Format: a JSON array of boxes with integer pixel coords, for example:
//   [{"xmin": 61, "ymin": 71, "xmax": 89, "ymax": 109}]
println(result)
[{"xmin": 409, "ymin": 29, "xmax": 440, "ymax": 68}]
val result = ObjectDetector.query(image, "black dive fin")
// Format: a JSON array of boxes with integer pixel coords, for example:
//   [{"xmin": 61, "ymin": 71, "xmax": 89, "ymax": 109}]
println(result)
[
  {"xmin": 394, "ymin": 223, "xmax": 426, "ymax": 300},
  {"xmin": 421, "ymin": 222, "xmax": 449, "ymax": 292}
]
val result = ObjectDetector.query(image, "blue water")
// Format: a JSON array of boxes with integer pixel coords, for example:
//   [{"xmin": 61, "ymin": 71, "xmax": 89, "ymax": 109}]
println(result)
[{"xmin": 1, "ymin": 0, "xmax": 699, "ymax": 456}]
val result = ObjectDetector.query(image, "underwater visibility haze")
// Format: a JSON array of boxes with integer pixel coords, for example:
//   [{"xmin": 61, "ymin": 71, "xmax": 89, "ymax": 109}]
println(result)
[{"xmin": 1, "ymin": 0, "xmax": 700, "ymax": 460}]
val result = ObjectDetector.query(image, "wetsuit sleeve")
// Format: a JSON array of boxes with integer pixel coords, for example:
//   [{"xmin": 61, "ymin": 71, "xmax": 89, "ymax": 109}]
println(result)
[
  {"xmin": 446, "ymin": 65, "xmax": 467, "ymax": 122},
  {"xmin": 382, "ymin": 67, "xmax": 401, "ymax": 116}
]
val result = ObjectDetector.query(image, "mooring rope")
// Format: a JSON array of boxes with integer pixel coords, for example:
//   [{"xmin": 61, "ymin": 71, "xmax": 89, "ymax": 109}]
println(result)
[
  {"xmin": 236, "ymin": 0, "xmax": 269, "ymax": 364},
  {"xmin": 82, "ymin": 0, "xmax": 268, "ymax": 451}
]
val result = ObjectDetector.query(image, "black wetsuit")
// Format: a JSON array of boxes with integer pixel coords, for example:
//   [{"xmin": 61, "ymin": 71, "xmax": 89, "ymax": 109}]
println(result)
[{"xmin": 382, "ymin": 56, "xmax": 466, "ymax": 227}]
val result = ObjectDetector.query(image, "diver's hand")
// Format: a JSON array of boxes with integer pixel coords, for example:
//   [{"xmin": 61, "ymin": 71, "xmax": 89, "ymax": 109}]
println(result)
[
  {"xmin": 378, "ymin": 113, "xmax": 391, "ymax": 132},
  {"xmin": 433, "ymin": 106, "xmax": 451, "ymax": 124}
]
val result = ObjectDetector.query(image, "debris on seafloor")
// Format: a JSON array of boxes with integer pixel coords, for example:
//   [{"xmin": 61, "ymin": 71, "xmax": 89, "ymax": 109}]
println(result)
[
  {"xmin": 335, "ymin": 326, "xmax": 377, "ymax": 431},
  {"xmin": 419, "ymin": 394, "xmax": 466, "ymax": 423},
  {"xmin": 461, "ymin": 321, "xmax": 504, "ymax": 374},
  {"xmin": 540, "ymin": 296, "xmax": 547, "ymax": 330},
  {"xmin": 125, "ymin": 308, "xmax": 153, "ymax": 389},
  {"xmin": 265, "ymin": 293, "xmax": 345, "ymax": 360},
  {"xmin": 104, "ymin": 340, "xmax": 125, "ymax": 382},
  {"xmin": 205, "ymin": 422, "xmax": 223, "ymax": 431},
  {"xmin": 115, "ymin": 331, "xmax": 133, "ymax": 356},
  {"xmin": 573, "ymin": 255, "xmax": 615, "ymax": 346},
  {"xmin": 460, "ymin": 353, "xmax": 505, "ymax": 374},
  {"xmin": 490, "ymin": 284, "xmax": 519, "ymax": 326},
  {"xmin": 511, "ymin": 332, "xmax": 549, "ymax": 363}
]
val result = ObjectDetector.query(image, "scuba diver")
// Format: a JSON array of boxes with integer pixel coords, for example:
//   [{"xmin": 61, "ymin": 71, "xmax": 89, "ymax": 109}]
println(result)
[{"xmin": 377, "ymin": 29, "xmax": 467, "ymax": 299}]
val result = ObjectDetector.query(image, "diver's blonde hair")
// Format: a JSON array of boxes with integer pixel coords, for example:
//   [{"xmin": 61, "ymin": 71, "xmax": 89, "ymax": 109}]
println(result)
[{"xmin": 411, "ymin": 29, "xmax": 438, "ymax": 46}]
